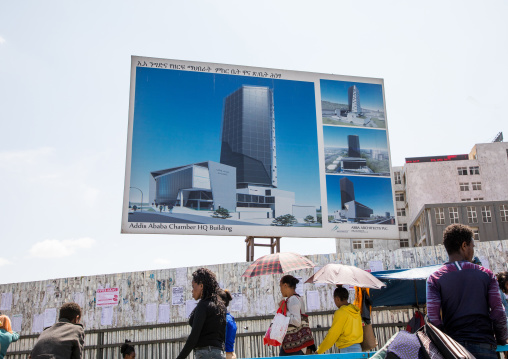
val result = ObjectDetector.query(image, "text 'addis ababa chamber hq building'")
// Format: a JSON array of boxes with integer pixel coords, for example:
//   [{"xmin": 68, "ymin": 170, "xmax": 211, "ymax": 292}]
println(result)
[{"xmin": 147, "ymin": 85, "xmax": 315, "ymax": 225}]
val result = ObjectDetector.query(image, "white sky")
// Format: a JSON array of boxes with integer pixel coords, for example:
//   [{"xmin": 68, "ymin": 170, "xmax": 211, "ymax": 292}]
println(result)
[{"xmin": 0, "ymin": 1, "xmax": 507, "ymax": 285}]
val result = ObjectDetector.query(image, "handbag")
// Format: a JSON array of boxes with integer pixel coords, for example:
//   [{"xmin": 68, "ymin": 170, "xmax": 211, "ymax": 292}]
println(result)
[
  {"xmin": 281, "ymin": 296, "xmax": 315, "ymax": 353},
  {"xmin": 263, "ymin": 301, "xmax": 290, "ymax": 346},
  {"xmin": 417, "ymin": 320, "xmax": 475, "ymax": 359},
  {"xmin": 361, "ymin": 323, "xmax": 378, "ymax": 351}
]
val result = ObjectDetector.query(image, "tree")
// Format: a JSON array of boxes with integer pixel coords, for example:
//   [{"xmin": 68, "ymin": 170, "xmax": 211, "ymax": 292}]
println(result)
[
  {"xmin": 212, "ymin": 207, "xmax": 232, "ymax": 219},
  {"xmin": 304, "ymin": 215, "xmax": 315, "ymax": 226},
  {"xmin": 271, "ymin": 214, "xmax": 297, "ymax": 226}
]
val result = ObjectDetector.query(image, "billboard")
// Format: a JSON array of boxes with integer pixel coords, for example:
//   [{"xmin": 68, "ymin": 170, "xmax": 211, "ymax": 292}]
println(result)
[{"xmin": 122, "ymin": 57, "xmax": 398, "ymax": 239}]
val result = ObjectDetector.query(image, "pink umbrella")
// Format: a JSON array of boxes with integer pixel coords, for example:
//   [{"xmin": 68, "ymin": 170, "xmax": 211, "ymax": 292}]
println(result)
[
  {"xmin": 242, "ymin": 252, "xmax": 315, "ymax": 277},
  {"xmin": 305, "ymin": 263, "xmax": 385, "ymax": 289}
]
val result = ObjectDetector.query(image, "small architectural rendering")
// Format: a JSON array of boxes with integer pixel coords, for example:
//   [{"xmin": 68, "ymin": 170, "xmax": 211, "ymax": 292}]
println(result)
[
  {"xmin": 321, "ymin": 81, "xmax": 386, "ymax": 129},
  {"xmin": 326, "ymin": 175, "xmax": 395, "ymax": 225},
  {"xmin": 324, "ymin": 127, "xmax": 390, "ymax": 176}
]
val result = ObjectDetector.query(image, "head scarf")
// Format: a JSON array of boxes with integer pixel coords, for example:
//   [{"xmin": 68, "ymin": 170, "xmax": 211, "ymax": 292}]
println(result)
[{"xmin": 0, "ymin": 315, "xmax": 13, "ymax": 333}]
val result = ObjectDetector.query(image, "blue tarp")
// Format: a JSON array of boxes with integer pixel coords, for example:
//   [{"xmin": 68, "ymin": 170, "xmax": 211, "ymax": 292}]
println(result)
[{"xmin": 369, "ymin": 265, "xmax": 443, "ymax": 307}]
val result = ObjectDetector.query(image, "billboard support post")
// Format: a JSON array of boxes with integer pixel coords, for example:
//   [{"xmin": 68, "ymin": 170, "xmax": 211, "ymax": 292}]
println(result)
[{"xmin": 245, "ymin": 236, "xmax": 281, "ymax": 262}]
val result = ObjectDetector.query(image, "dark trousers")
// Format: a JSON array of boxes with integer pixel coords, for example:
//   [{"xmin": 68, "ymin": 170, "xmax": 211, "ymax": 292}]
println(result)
[
  {"xmin": 457, "ymin": 341, "xmax": 498, "ymax": 359},
  {"xmin": 279, "ymin": 347, "xmax": 304, "ymax": 356}
]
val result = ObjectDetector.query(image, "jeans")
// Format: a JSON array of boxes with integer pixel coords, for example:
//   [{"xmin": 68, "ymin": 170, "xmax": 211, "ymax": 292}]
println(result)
[
  {"xmin": 279, "ymin": 347, "xmax": 304, "ymax": 356},
  {"xmin": 457, "ymin": 341, "xmax": 497, "ymax": 359},
  {"xmin": 338, "ymin": 343, "xmax": 362, "ymax": 353},
  {"xmin": 194, "ymin": 346, "xmax": 226, "ymax": 359}
]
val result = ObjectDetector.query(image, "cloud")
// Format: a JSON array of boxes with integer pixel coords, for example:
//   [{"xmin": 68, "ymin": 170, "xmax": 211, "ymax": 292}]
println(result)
[
  {"xmin": 29, "ymin": 237, "xmax": 96, "ymax": 258},
  {"xmin": 153, "ymin": 258, "xmax": 171, "ymax": 267},
  {"xmin": 0, "ymin": 36, "xmax": 5, "ymax": 45},
  {"xmin": 0, "ymin": 258, "xmax": 11, "ymax": 267}
]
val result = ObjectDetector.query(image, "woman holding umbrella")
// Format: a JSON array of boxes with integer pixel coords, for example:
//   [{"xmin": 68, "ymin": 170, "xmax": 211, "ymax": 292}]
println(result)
[{"xmin": 278, "ymin": 275, "xmax": 314, "ymax": 356}]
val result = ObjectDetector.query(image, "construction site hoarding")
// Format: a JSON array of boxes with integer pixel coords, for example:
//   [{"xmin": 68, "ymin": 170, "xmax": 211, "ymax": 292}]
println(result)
[{"xmin": 122, "ymin": 56, "xmax": 398, "ymax": 239}]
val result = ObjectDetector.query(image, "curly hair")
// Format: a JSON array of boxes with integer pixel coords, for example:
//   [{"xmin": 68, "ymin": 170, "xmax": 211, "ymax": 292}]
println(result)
[
  {"xmin": 443, "ymin": 224, "xmax": 473, "ymax": 255},
  {"xmin": 192, "ymin": 268, "xmax": 225, "ymax": 316},
  {"xmin": 59, "ymin": 302, "xmax": 82, "ymax": 322},
  {"xmin": 497, "ymin": 272, "xmax": 508, "ymax": 294}
]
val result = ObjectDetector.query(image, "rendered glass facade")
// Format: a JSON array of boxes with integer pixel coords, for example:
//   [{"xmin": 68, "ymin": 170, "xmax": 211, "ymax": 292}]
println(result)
[
  {"xmin": 220, "ymin": 86, "xmax": 277, "ymax": 188},
  {"xmin": 348, "ymin": 135, "xmax": 361, "ymax": 157},
  {"xmin": 348, "ymin": 85, "xmax": 361, "ymax": 114}
]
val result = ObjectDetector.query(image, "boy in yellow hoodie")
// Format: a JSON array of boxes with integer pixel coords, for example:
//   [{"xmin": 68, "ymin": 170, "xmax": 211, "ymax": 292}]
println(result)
[{"xmin": 316, "ymin": 285, "xmax": 363, "ymax": 354}]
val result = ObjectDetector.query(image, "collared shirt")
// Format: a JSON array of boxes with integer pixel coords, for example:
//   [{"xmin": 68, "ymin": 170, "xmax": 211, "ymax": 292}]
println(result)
[{"xmin": 427, "ymin": 261, "xmax": 508, "ymax": 345}]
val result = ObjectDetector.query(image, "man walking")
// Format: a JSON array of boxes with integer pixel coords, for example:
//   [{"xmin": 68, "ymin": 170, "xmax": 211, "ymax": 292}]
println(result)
[
  {"xmin": 427, "ymin": 224, "xmax": 508, "ymax": 359},
  {"xmin": 31, "ymin": 302, "xmax": 85, "ymax": 359}
]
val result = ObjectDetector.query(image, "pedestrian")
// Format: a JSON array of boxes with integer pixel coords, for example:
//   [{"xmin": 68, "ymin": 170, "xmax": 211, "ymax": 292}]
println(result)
[
  {"xmin": 315, "ymin": 285, "xmax": 363, "ymax": 354},
  {"xmin": 120, "ymin": 339, "xmax": 135, "ymax": 359},
  {"xmin": 30, "ymin": 302, "xmax": 85, "ymax": 359},
  {"xmin": 497, "ymin": 272, "xmax": 508, "ymax": 319},
  {"xmin": 0, "ymin": 315, "xmax": 20, "ymax": 359},
  {"xmin": 219, "ymin": 290, "xmax": 237, "ymax": 359},
  {"xmin": 176, "ymin": 268, "xmax": 226, "ymax": 359},
  {"xmin": 278, "ymin": 275, "xmax": 314, "ymax": 356},
  {"xmin": 427, "ymin": 224, "xmax": 508, "ymax": 359}
]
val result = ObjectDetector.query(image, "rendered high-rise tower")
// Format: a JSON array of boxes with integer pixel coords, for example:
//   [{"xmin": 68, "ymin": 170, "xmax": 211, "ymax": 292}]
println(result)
[
  {"xmin": 348, "ymin": 85, "xmax": 361, "ymax": 114},
  {"xmin": 340, "ymin": 177, "xmax": 355, "ymax": 209},
  {"xmin": 348, "ymin": 135, "xmax": 361, "ymax": 158},
  {"xmin": 220, "ymin": 86, "xmax": 277, "ymax": 188}
]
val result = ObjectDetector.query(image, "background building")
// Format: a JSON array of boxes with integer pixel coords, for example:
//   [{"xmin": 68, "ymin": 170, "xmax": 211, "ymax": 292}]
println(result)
[
  {"xmin": 337, "ymin": 139, "xmax": 508, "ymax": 252},
  {"xmin": 348, "ymin": 85, "xmax": 361, "ymax": 114}
]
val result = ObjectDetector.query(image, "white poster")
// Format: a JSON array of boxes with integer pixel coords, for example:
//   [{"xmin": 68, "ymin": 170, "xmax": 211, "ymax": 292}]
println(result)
[
  {"xmin": 73, "ymin": 292, "xmax": 85, "ymax": 308},
  {"xmin": 158, "ymin": 303, "xmax": 170, "ymax": 323},
  {"xmin": 96, "ymin": 288, "xmax": 119, "ymax": 307},
  {"xmin": 172, "ymin": 286, "xmax": 184, "ymax": 306},
  {"xmin": 32, "ymin": 314, "xmax": 44, "ymax": 333},
  {"xmin": 368, "ymin": 260, "xmax": 384, "ymax": 272},
  {"xmin": 295, "ymin": 277, "xmax": 304, "ymax": 297},
  {"xmin": 43, "ymin": 308, "xmax": 57, "ymax": 328},
  {"xmin": 12, "ymin": 314, "xmax": 22, "ymax": 332},
  {"xmin": 145, "ymin": 303, "xmax": 157, "ymax": 323},
  {"xmin": 306, "ymin": 290, "xmax": 321, "ymax": 311},
  {"xmin": 101, "ymin": 306, "xmax": 113, "ymax": 326},
  {"xmin": 121, "ymin": 57, "xmax": 398, "ymax": 240},
  {"xmin": 1, "ymin": 292, "xmax": 13, "ymax": 311},
  {"xmin": 176, "ymin": 268, "xmax": 187, "ymax": 286},
  {"xmin": 230, "ymin": 293, "xmax": 244, "ymax": 312},
  {"xmin": 185, "ymin": 299, "xmax": 199, "ymax": 318}
]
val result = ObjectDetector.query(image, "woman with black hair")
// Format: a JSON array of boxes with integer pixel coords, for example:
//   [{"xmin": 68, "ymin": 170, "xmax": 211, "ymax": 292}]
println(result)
[
  {"xmin": 176, "ymin": 268, "xmax": 226, "ymax": 359},
  {"xmin": 219, "ymin": 290, "xmax": 238, "ymax": 359},
  {"xmin": 120, "ymin": 340, "xmax": 135, "ymax": 359},
  {"xmin": 316, "ymin": 285, "xmax": 363, "ymax": 354},
  {"xmin": 278, "ymin": 275, "xmax": 314, "ymax": 356}
]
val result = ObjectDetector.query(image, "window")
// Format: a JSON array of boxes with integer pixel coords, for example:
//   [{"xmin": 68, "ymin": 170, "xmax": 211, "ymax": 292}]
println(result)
[
  {"xmin": 400, "ymin": 239, "xmax": 409, "ymax": 248},
  {"xmin": 364, "ymin": 240, "xmax": 374, "ymax": 249},
  {"xmin": 449, "ymin": 207, "xmax": 459, "ymax": 224},
  {"xmin": 435, "ymin": 208, "xmax": 445, "ymax": 225},
  {"xmin": 481, "ymin": 206, "xmax": 492, "ymax": 223},
  {"xmin": 471, "ymin": 227, "xmax": 480, "ymax": 241},
  {"xmin": 352, "ymin": 240, "xmax": 362, "ymax": 249},
  {"xmin": 398, "ymin": 223, "xmax": 408, "ymax": 232},
  {"xmin": 500, "ymin": 205, "xmax": 508, "ymax": 222},
  {"xmin": 461, "ymin": 198, "xmax": 471, "ymax": 202},
  {"xmin": 469, "ymin": 166, "xmax": 480, "ymax": 175},
  {"xmin": 397, "ymin": 208, "xmax": 406, "ymax": 217},
  {"xmin": 467, "ymin": 206, "xmax": 477, "ymax": 223},
  {"xmin": 394, "ymin": 172, "xmax": 401, "ymax": 185},
  {"xmin": 459, "ymin": 183, "xmax": 469, "ymax": 191},
  {"xmin": 472, "ymin": 182, "xmax": 482, "ymax": 190},
  {"xmin": 395, "ymin": 192, "xmax": 405, "ymax": 202},
  {"xmin": 473, "ymin": 197, "xmax": 484, "ymax": 201},
  {"xmin": 457, "ymin": 167, "xmax": 468, "ymax": 175}
]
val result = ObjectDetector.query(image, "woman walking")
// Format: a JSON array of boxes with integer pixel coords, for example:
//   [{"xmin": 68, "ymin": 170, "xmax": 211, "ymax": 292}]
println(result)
[
  {"xmin": 176, "ymin": 268, "xmax": 226, "ymax": 359},
  {"xmin": 278, "ymin": 275, "xmax": 314, "ymax": 356}
]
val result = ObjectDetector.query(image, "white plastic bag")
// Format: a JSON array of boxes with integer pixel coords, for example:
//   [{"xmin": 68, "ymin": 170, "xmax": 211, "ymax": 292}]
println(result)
[{"xmin": 269, "ymin": 313, "xmax": 290, "ymax": 343}]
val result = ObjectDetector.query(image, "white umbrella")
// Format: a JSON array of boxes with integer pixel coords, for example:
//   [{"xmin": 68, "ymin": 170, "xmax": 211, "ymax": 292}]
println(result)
[{"xmin": 305, "ymin": 263, "xmax": 386, "ymax": 289}]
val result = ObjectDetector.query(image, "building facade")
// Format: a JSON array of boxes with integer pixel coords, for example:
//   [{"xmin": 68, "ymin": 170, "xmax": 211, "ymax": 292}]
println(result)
[{"xmin": 348, "ymin": 85, "xmax": 361, "ymax": 114}]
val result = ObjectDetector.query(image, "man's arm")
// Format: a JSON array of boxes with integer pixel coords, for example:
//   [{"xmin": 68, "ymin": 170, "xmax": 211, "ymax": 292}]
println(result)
[
  {"xmin": 316, "ymin": 310, "xmax": 345, "ymax": 354},
  {"xmin": 176, "ymin": 303, "xmax": 207, "ymax": 359},
  {"xmin": 71, "ymin": 327, "xmax": 85, "ymax": 359},
  {"xmin": 487, "ymin": 274, "xmax": 508, "ymax": 344},
  {"xmin": 426, "ymin": 275, "xmax": 443, "ymax": 328}
]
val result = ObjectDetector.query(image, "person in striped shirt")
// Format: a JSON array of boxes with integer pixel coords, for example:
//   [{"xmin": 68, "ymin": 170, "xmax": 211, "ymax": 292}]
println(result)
[{"xmin": 426, "ymin": 224, "xmax": 508, "ymax": 359}]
